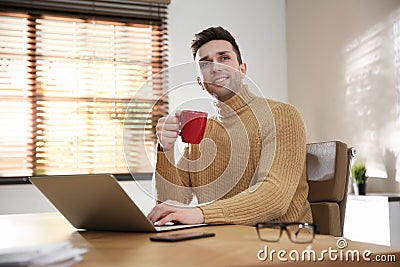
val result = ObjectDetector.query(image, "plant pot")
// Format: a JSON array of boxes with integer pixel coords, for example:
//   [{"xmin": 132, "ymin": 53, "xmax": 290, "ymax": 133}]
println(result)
[{"xmin": 353, "ymin": 183, "xmax": 367, "ymax": 195}]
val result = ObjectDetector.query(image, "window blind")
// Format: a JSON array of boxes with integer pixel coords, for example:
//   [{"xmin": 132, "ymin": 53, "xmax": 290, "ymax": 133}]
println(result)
[
  {"xmin": 0, "ymin": 0, "xmax": 170, "ymax": 20},
  {"xmin": 0, "ymin": 2, "xmax": 168, "ymax": 177}
]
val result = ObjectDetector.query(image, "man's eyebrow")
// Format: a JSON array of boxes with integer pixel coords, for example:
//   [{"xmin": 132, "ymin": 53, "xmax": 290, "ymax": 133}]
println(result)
[
  {"xmin": 217, "ymin": 51, "xmax": 232, "ymax": 56},
  {"xmin": 199, "ymin": 55, "xmax": 210, "ymax": 62},
  {"xmin": 199, "ymin": 51, "xmax": 233, "ymax": 61}
]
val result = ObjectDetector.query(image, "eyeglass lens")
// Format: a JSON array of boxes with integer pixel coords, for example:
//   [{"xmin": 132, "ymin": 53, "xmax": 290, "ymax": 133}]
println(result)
[
  {"xmin": 286, "ymin": 224, "xmax": 314, "ymax": 243},
  {"xmin": 257, "ymin": 225, "xmax": 282, "ymax": 242},
  {"xmin": 258, "ymin": 223, "xmax": 314, "ymax": 243}
]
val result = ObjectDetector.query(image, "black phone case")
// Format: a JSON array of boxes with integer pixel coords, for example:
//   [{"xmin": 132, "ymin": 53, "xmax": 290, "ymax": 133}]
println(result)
[{"xmin": 149, "ymin": 232, "xmax": 215, "ymax": 242}]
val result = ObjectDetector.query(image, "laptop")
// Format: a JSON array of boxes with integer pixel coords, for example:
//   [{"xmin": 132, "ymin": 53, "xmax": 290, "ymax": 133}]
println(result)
[{"xmin": 29, "ymin": 174, "xmax": 205, "ymax": 232}]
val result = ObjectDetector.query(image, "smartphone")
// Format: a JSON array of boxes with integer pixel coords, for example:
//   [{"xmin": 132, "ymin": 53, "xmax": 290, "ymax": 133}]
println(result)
[{"xmin": 149, "ymin": 232, "xmax": 215, "ymax": 242}]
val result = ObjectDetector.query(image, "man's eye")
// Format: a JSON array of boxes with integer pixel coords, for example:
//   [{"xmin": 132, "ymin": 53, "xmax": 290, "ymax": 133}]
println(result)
[
  {"xmin": 221, "ymin": 56, "xmax": 229, "ymax": 61},
  {"xmin": 200, "ymin": 61, "xmax": 210, "ymax": 67}
]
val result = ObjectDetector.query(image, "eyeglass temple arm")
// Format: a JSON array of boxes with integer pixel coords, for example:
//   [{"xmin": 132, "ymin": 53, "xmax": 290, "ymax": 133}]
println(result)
[{"xmin": 293, "ymin": 223, "xmax": 318, "ymax": 237}]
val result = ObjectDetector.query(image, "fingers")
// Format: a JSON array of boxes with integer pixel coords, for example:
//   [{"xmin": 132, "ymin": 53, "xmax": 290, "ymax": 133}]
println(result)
[
  {"xmin": 175, "ymin": 110, "xmax": 182, "ymax": 118},
  {"xmin": 147, "ymin": 206, "xmax": 156, "ymax": 222},
  {"xmin": 147, "ymin": 202, "xmax": 204, "ymax": 226},
  {"xmin": 156, "ymin": 116, "xmax": 179, "ymax": 133},
  {"xmin": 158, "ymin": 213, "xmax": 179, "ymax": 226},
  {"xmin": 160, "ymin": 125, "xmax": 179, "ymax": 133},
  {"xmin": 147, "ymin": 204, "xmax": 160, "ymax": 223},
  {"xmin": 147, "ymin": 203, "xmax": 176, "ymax": 224},
  {"xmin": 156, "ymin": 115, "xmax": 180, "ymax": 151},
  {"xmin": 148, "ymin": 206, "xmax": 181, "ymax": 226},
  {"xmin": 160, "ymin": 129, "xmax": 179, "ymax": 138}
]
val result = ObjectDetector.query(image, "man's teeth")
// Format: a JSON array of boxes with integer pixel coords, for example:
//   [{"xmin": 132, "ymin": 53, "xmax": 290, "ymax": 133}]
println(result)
[{"xmin": 213, "ymin": 77, "xmax": 227, "ymax": 84}]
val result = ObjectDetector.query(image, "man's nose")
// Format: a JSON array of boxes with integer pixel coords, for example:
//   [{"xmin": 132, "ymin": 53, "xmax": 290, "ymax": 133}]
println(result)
[{"xmin": 210, "ymin": 61, "xmax": 223, "ymax": 73}]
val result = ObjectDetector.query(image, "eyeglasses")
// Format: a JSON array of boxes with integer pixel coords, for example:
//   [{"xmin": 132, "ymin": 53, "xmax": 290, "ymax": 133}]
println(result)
[{"xmin": 256, "ymin": 221, "xmax": 317, "ymax": 244}]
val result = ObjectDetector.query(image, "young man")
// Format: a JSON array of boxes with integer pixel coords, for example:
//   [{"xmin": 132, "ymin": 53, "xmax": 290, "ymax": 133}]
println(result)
[{"xmin": 147, "ymin": 26, "xmax": 312, "ymax": 226}]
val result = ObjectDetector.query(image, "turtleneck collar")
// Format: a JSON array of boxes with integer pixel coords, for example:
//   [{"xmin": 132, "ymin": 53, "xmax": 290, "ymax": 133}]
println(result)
[{"xmin": 215, "ymin": 84, "xmax": 256, "ymax": 118}]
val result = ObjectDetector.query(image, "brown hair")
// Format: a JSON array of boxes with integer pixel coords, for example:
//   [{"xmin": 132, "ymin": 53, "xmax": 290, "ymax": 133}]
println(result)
[{"xmin": 191, "ymin": 26, "xmax": 242, "ymax": 64}]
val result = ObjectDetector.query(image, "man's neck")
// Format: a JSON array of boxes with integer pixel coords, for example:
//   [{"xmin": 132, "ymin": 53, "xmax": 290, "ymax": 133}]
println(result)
[
  {"xmin": 215, "ymin": 84, "xmax": 255, "ymax": 118},
  {"xmin": 217, "ymin": 83, "xmax": 244, "ymax": 102}
]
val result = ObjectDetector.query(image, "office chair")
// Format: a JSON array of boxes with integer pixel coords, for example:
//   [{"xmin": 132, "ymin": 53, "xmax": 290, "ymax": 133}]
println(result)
[{"xmin": 306, "ymin": 141, "xmax": 355, "ymax": 236}]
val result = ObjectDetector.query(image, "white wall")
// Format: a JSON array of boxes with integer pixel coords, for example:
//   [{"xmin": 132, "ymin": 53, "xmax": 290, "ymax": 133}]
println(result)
[
  {"xmin": 167, "ymin": 0, "xmax": 288, "ymax": 114},
  {"xmin": 0, "ymin": 0, "xmax": 288, "ymax": 215},
  {"xmin": 287, "ymin": 0, "xmax": 400, "ymax": 193}
]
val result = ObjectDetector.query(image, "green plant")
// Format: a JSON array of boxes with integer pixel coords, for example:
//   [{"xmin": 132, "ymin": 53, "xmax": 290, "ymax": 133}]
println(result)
[{"xmin": 351, "ymin": 162, "xmax": 368, "ymax": 184}]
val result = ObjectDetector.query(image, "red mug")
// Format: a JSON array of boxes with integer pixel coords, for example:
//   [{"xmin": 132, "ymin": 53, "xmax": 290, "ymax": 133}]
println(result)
[{"xmin": 179, "ymin": 110, "xmax": 208, "ymax": 144}]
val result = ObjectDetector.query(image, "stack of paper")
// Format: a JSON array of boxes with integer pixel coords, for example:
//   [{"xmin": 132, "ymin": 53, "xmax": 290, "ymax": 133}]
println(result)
[{"xmin": 0, "ymin": 241, "xmax": 87, "ymax": 267}]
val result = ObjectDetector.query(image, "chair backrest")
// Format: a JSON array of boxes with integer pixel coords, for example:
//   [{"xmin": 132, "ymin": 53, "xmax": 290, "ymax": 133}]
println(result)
[{"xmin": 306, "ymin": 141, "xmax": 355, "ymax": 236}]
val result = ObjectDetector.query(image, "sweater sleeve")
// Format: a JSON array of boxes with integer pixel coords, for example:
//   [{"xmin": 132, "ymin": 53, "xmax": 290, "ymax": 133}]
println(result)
[
  {"xmin": 154, "ymin": 146, "xmax": 193, "ymax": 204},
  {"xmin": 199, "ymin": 103, "xmax": 307, "ymax": 225}
]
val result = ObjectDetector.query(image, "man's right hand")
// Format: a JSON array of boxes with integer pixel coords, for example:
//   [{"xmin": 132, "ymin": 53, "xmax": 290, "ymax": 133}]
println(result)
[{"xmin": 156, "ymin": 111, "xmax": 181, "ymax": 152}]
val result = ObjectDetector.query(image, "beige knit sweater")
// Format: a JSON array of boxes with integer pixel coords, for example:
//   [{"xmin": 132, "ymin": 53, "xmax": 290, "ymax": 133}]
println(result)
[{"xmin": 155, "ymin": 85, "xmax": 312, "ymax": 225}]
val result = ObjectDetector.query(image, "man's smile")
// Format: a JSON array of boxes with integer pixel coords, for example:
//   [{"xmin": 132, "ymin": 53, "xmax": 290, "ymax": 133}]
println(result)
[{"xmin": 211, "ymin": 75, "xmax": 229, "ymax": 86}]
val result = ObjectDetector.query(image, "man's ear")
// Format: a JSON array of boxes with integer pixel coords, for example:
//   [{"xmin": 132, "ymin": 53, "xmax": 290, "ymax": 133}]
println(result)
[
  {"xmin": 197, "ymin": 77, "xmax": 205, "ymax": 90},
  {"xmin": 239, "ymin": 63, "xmax": 247, "ymax": 78}
]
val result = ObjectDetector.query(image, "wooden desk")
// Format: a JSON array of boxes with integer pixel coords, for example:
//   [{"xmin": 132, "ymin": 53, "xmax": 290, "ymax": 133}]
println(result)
[{"xmin": 1, "ymin": 213, "xmax": 399, "ymax": 266}]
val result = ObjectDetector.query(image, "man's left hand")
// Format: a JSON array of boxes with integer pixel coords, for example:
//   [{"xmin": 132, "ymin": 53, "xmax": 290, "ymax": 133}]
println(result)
[{"xmin": 147, "ymin": 200, "xmax": 204, "ymax": 226}]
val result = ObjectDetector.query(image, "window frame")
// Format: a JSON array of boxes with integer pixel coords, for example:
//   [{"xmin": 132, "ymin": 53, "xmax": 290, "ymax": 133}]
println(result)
[{"xmin": 0, "ymin": 3, "xmax": 168, "ymax": 183}]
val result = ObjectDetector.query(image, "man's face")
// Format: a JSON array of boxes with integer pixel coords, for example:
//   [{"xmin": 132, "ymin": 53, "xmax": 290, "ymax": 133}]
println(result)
[{"xmin": 195, "ymin": 40, "xmax": 247, "ymax": 102}]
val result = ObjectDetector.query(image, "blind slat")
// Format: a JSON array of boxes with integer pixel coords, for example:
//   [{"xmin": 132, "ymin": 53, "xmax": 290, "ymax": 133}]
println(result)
[
  {"xmin": 0, "ymin": 0, "xmax": 169, "ymax": 20},
  {"xmin": 0, "ymin": 5, "xmax": 168, "ymax": 177}
]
